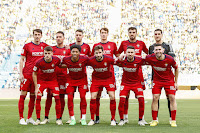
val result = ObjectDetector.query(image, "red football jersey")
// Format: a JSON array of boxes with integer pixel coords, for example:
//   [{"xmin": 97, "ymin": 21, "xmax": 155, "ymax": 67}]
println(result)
[
  {"xmin": 116, "ymin": 57, "xmax": 144, "ymax": 85},
  {"xmin": 145, "ymin": 54, "xmax": 178, "ymax": 83},
  {"xmin": 91, "ymin": 41, "xmax": 118, "ymax": 57},
  {"xmin": 52, "ymin": 46, "xmax": 70, "ymax": 77},
  {"xmin": 70, "ymin": 43, "xmax": 91, "ymax": 56},
  {"xmin": 88, "ymin": 55, "xmax": 114, "ymax": 84},
  {"xmin": 21, "ymin": 42, "xmax": 48, "ymax": 75},
  {"xmin": 62, "ymin": 55, "xmax": 89, "ymax": 85},
  {"xmin": 118, "ymin": 40, "xmax": 148, "ymax": 56},
  {"xmin": 33, "ymin": 56, "xmax": 61, "ymax": 81}
]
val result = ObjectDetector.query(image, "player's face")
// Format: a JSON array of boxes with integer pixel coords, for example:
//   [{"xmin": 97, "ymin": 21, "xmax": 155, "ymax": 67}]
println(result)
[
  {"xmin": 154, "ymin": 46, "xmax": 164, "ymax": 58},
  {"xmin": 56, "ymin": 33, "xmax": 65, "ymax": 45},
  {"xmin": 75, "ymin": 32, "xmax": 84, "ymax": 42},
  {"xmin": 128, "ymin": 30, "xmax": 137, "ymax": 40},
  {"xmin": 33, "ymin": 31, "xmax": 42, "ymax": 43},
  {"xmin": 100, "ymin": 30, "xmax": 108, "ymax": 40},
  {"xmin": 94, "ymin": 49, "xmax": 103, "ymax": 60},
  {"xmin": 154, "ymin": 31, "xmax": 163, "ymax": 42},
  {"xmin": 71, "ymin": 48, "xmax": 80, "ymax": 59},
  {"xmin": 126, "ymin": 49, "xmax": 135, "ymax": 60},
  {"xmin": 44, "ymin": 50, "xmax": 53, "ymax": 60}
]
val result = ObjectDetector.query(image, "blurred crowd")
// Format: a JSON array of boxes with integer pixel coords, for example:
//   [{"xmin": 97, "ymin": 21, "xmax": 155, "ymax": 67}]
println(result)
[{"xmin": 0, "ymin": 0, "xmax": 199, "ymax": 89}]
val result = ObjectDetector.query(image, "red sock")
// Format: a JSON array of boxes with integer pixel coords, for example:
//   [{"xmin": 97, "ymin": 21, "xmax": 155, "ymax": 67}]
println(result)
[
  {"xmin": 118, "ymin": 97, "xmax": 126, "ymax": 120},
  {"xmin": 80, "ymin": 94, "xmax": 87, "ymax": 117},
  {"xmin": 90, "ymin": 99, "xmax": 96, "ymax": 120},
  {"xmin": 96, "ymin": 98, "xmax": 100, "ymax": 117},
  {"xmin": 138, "ymin": 97, "xmax": 145, "ymax": 120},
  {"xmin": 54, "ymin": 95, "xmax": 61, "ymax": 119},
  {"xmin": 60, "ymin": 94, "xmax": 65, "ymax": 118},
  {"xmin": 171, "ymin": 110, "xmax": 176, "ymax": 120},
  {"xmin": 110, "ymin": 99, "xmax": 116, "ymax": 120},
  {"xmin": 45, "ymin": 93, "xmax": 52, "ymax": 117},
  {"xmin": 67, "ymin": 94, "xmax": 74, "ymax": 116},
  {"xmin": 18, "ymin": 95, "xmax": 26, "ymax": 119},
  {"xmin": 27, "ymin": 95, "xmax": 35, "ymax": 119},
  {"xmin": 152, "ymin": 110, "xmax": 158, "ymax": 120},
  {"xmin": 124, "ymin": 97, "xmax": 129, "ymax": 115},
  {"xmin": 36, "ymin": 96, "xmax": 42, "ymax": 119}
]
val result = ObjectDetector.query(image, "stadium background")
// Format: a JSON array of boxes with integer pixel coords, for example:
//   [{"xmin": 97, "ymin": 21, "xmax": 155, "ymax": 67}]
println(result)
[{"xmin": 0, "ymin": 0, "xmax": 200, "ymax": 99}]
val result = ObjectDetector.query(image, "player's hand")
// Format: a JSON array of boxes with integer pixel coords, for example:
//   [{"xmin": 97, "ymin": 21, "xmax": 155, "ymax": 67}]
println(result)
[
  {"xmin": 175, "ymin": 83, "xmax": 178, "ymax": 90},
  {"xmin": 19, "ymin": 74, "xmax": 24, "ymax": 83},
  {"xmin": 118, "ymin": 54, "xmax": 126, "ymax": 61},
  {"xmin": 35, "ymin": 87, "xmax": 39, "ymax": 97}
]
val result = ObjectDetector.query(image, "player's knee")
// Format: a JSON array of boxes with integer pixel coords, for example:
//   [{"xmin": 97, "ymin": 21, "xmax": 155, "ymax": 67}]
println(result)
[
  {"xmin": 109, "ymin": 95, "xmax": 115, "ymax": 100},
  {"xmin": 20, "ymin": 90, "xmax": 27, "ymax": 96},
  {"xmin": 153, "ymin": 95, "xmax": 159, "ymax": 101},
  {"xmin": 168, "ymin": 95, "xmax": 175, "ymax": 102}
]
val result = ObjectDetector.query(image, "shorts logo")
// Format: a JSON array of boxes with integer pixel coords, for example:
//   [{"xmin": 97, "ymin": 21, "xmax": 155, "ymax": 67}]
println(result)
[
  {"xmin": 65, "ymin": 83, "xmax": 69, "ymax": 88},
  {"xmin": 170, "ymin": 86, "xmax": 176, "ymax": 90},
  {"xmin": 33, "ymin": 66, "xmax": 37, "ymax": 71},
  {"xmin": 120, "ymin": 85, "xmax": 124, "ymax": 90},
  {"xmin": 109, "ymin": 84, "xmax": 115, "ymax": 88},
  {"xmin": 55, "ymin": 87, "xmax": 59, "ymax": 91},
  {"xmin": 83, "ymin": 85, "xmax": 87, "ymax": 89},
  {"xmin": 137, "ymin": 88, "xmax": 143, "ymax": 92},
  {"xmin": 60, "ymin": 85, "xmax": 65, "ymax": 90}
]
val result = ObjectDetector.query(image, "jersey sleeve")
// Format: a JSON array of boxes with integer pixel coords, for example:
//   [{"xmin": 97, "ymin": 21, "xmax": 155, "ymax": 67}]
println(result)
[
  {"xmin": 142, "ymin": 42, "xmax": 148, "ymax": 54},
  {"xmin": 117, "ymin": 42, "xmax": 124, "ymax": 54},
  {"xmin": 56, "ymin": 58, "xmax": 61, "ymax": 66},
  {"xmin": 21, "ymin": 44, "xmax": 28, "ymax": 56},
  {"xmin": 113, "ymin": 43, "xmax": 119, "ymax": 56},
  {"xmin": 33, "ymin": 61, "xmax": 40, "ymax": 72},
  {"xmin": 91, "ymin": 44, "xmax": 96, "ymax": 56},
  {"xmin": 87, "ymin": 45, "xmax": 91, "ymax": 57},
  {"xmin": 171, "ymin": 58, "xmax": 178, "ymax": 69},
  {"xmin": 143, "ymin": 56, "xmax": 151, "ymax": 65}
]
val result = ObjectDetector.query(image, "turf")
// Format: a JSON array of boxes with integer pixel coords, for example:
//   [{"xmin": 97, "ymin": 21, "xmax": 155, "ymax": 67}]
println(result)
[{"xmin": 0, "ymin": 99, "xmax": 200, "ymax": 133}]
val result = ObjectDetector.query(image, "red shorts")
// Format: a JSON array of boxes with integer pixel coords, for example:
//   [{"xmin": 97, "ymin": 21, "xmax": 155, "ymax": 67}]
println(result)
[
  {"xmin": 66, "ymin": 84, "xmax": 88, "ymax": 94},
  {"xmin": 152, "ymin": 81, "xmax": 176, "ymax": 95},
  {"xmin": 20, "ymin": 74, "xmax": 35, "ymax": 93},
  {"xmin": 90, "ymin": 82, "xmax": 115, "ymax": 93},
  {"xmin": 120, "ymin": 84, "xmax": 144, "ymax": 97},
  {"xmin": 37, "ymin": 80, "xmax": 60, "ymax": 95}
]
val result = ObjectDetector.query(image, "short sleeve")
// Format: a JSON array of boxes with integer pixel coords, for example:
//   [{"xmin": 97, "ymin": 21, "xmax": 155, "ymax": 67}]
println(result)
[
  {"xmin": 33, "ymin": 61, "xmax": 40, "ymax": 72},
  {"xmin": 21, "ymin": 44, "xmax": 27, "ymax": 56}
]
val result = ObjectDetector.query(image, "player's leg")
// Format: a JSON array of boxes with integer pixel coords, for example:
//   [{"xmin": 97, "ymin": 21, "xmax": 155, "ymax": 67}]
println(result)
[
  {"xmin": 88, "ymin": 91, "xmax": 98, "ymax": 126},
  {"xmin": 123, "ymin": 92, "xmax": 129, "ymax": 124},
  {"xmin": 57, "ymin": 80, "xmax": 66, "ymax": 120},
  {"xmin": 150, "ymin": 94, "xmax": 160, "ymax": 126},
  {"xmin": 95, "ymin": 88, "xmax": 103, "ymax": 124},
  {"xmin": 78, "ymin": 85, "xmax": 88, "ymax": 125},
  {"xmin": 166, "ymin": 94, "xmax": 172, "ymax": 123},
  {"xmin": 18, "ymin": 90, "xmax": 27, "ymax": 125}
]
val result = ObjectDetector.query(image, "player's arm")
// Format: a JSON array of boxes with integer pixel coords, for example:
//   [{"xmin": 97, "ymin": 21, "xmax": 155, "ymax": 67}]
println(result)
[
  {"xmin": 174, "ymin": 67, "xmax": 179, "ymax": 90},
  {"xmin": 19, "ymin": 55, "xmax": 25, "ymax": 82},
  {"xmin": 32, "ymin": 71, "xmax": 38, "ymax": 96},
  {"xmin": 116, "ymin": 42, "xmax": 123, "ymax": 57},
  {"xmin": 142, "ymin": 42, "xmax": 149, "ymax": 54}
]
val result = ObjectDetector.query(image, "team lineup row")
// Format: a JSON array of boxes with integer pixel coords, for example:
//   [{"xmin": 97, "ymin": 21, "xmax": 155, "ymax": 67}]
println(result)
[{"xmin": 18, "ymin": 28, "xmax": 178, "ymax": 127}]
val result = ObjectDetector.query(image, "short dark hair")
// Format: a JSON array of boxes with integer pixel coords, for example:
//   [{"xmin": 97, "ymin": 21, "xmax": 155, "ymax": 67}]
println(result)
[
  {"xmin": 100, "ymin": 28, "xmax": 109, "ymax": 33},
  {"xmin": 154, "ymin": 29, "xmax": 162, "ymax": 34},
  {"xmin": 33, "ymin": 29, "xmax": 42, "ymax": 35},
  {"xmin": 127, "ymin": 46, "xmax": 135, "ymax": 50},
  {"xmin": 94, "ymin": 45, "xmax": 104, "ymax": 52},
  {"xmin": 56, "ymin": 31, "xmax": 64, "ymax": 36},
  {"xmin": 128, "ymin": 27, "xmax": 137, "ymax": 32},
  {"xmin": 70, "ymin": 44, "xmax": 81, "ymax": 52},
  {"xmin": 154, "ymin": 44, "xmax": 163, "ymax": 48},
  {"xmin": 76, "ymin": 29, "xmax": 83, "ymax": 34},
  {"xmin": 44, "ymin": 46, "xmax": 53, "ymax": 51}
]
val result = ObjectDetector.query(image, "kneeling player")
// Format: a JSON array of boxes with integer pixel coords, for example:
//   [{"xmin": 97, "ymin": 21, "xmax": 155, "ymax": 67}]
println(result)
[
  {"xmin": 145, "ymin": 44, "xmax": 178, "ymax": 127},
  {"xmin": 88, "ymin": 45, "xmax": 116, "ymax": 126},
  {"xmin": 32, "ymin": 46, "xmax": 62, "ymax": 125},
  {"xmin": 117, "ymin": 46, "xmax": 147, "ymax": 126}
]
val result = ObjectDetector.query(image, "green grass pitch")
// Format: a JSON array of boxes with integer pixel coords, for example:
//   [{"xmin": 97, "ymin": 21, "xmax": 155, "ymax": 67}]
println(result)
[{"xmin": 0, "ymin": 99, "xmax": 200, "ymax": 133}]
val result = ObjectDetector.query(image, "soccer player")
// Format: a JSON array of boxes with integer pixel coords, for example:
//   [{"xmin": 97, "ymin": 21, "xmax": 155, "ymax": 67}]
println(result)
[
  {"xmin": 41, "ymin": 31, "xmax": 70, "ymax": 124},
  {"xmin": 149, "ymin": 29, "xmax": 176, "ymax": 124},
  {"xmin": 145, "ymin": 44, "xmax": 178, "ymax": 127},
  {"xmin": 117, "ymin": 27, "xmax": 148, "ymax": 124},
  {"xmin": 62, "ymin": 45, "xmax": 89, "ymax": 126},
  {"xmin": 117, "ymin": 46, "xmax": 146, "ymax": 126},
  {"xmin": 70, "ymin": 29, "xmax": 91, "ymax": 56},
  {"xmin": 88, "ymin": 45, "xmax": 116, "ymax": 126},
  {"xmin": 91, "ymin": 28, "xmax": 118, "ymax": 124},
  {"xmin": 18, "ymin": 29, "xmax": 48, "ymax": 125},
  {"xmin": 32, "ymin": 46, "xmax": 62, "ymax": 125}
]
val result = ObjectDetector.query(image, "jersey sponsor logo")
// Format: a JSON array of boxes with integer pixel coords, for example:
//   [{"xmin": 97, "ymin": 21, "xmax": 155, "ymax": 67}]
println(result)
[
  {"xmin": 32, "ymin": 52, "xmax": 43, "ymax": 56},
  {"xmin": 42, "ymin": 69, "xmax": 55, "ymax": 73},
  {"xmin": 94, "ymin": 67, "xmax": 108, "ymax": 72},
  {"xmin": 68, "ymin": 68, "xmax": 82, "ymax": 72},
  {"xmin": 103, "ymin": 50, "xmax": 111, "ymax": 55},
  {"xmin": 33, "ymin": 66, "xmax": 37, "ymax": 71},
  {"xmin": 153, "ymin": 66, "xmax": 167, "ymax": 71},
  {"xmin": 123, "ymin": 67, "xmax": 137, "ymax": 72}
]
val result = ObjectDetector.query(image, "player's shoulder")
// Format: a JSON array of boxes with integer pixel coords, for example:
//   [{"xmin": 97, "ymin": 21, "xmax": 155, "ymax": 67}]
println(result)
[
  {"xmin": 108, "ymin": 41, "xmax": 117, "ymax": 45},
  {"xmin": 135, "ymin": 56, "xmax": 143, "ymax": 61},
  {"xmin": 69, "ymin": 43, "xmax": 76, "ymax": 46},
  {"xmin": 80, "ymin": 55, "xmax": 89, "ymax": 60},
  {"xmin": 36, "ymin": 57, "xmax": 44, "ymax": 63},
  {"xmin": 40, "ymin": 42, "xmax": 48, "ymax": 46},
  {"xmin": 89, "ymin": 56, "xmax": 96, "ymax": 60},
  {"xmin": 137, "ymin": 40, "xmax": 145, "ymax": 44},
  {"xmin": 63, "ymin": 55, "xmax": 71, "ymax": 60},
  {"xmin": 104, "ymin": 55, "xmax": 113, "ymax": 60},
  {"xmin": 82, "ymin": 43, "xmax": 90, "ymax": 46},
  {"xmin": 146, "ymin": 54, "xmax": 156, "ymax": 59},
  {"xmin": 165, "ymin": 54, "xmax": 174, "ymax": 60},
  {"xmin": 121, "ymin": 40, "xmax": 129, "ymax": 44},
  {"xmin": 52, "ymin": 56, "xmax": 60, "ymax": 60},
  {"xmin": 23, "ymin": 42, "xmax": 33, "ymax": 47}
]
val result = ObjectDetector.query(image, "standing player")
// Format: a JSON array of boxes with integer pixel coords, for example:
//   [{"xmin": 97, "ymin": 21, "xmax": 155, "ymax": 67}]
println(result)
[
  {"xmin": 91, "ymin": 28, "xmax": 118, "ymax": 124},
  {"xmin": 117, "ymin": 46, "xmax": 146, "ymax": 126},
  {"xmin": 41, "ymin": 31, "xmax": 70, "ymax": 124},
  {"xmin": 117, "ymin": 27, "xmax": 148, "ymax": 123},
  {"xmin": 145, "ymin": 44, "xmax": 178, "ymax": 127},
  {"xmin": 88, "ymin": 45, "xmax": 116, "ymax": 126},
  {"xmin": 62, "ymin": 45, "xmax": 89, "ymax": 126},
  {"xmin": 33, "ymin": 46, "xmax": 62, "ymax": 125},
  {"xmin": 18, "ymin": 29, "xmax": 48, "ymax": 125},
  {"xmin": 149, "ymin": 29, "xmax": 176, "ymax": 124}
]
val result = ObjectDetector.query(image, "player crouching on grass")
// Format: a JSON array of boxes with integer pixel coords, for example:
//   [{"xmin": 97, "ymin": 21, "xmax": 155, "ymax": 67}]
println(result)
[
  {"xmin": 145, "ymin": 44, "xmax": 179, "ymax": 127},
  {"xmin": 116, "ymin": 46, "xmax": 147, "ymax": 126},
  {"xmin": 32, "ymin": 46, "xmax": 63, "ymax": 125}
]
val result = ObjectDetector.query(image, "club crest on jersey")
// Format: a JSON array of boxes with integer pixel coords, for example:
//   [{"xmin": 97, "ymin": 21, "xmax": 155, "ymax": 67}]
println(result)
[
  {"xmin": 83, "ymin": 48, "xmax": 86, "ymax": 52},
  {"xmin": 165, "ymin": 63, "xmax": 168, "ymax": 67},
  {"xmin": 63, "ymin": 50, "xmax": 66, "ymax": 54},
  {"xmin": 134, "ymin": 64, "xmax": 137, "ymax": 67},
  {"xmin": 137, "ymin": 44, "xmax": 140, "ymax": 48},
  {"xmin": 104, "ymin": 62, "xmax": 107, "ymax": 66},
  {"xmin": 51, "ymin": 64, "xmax": 55, "ymax": 67},
  {"xmin": 79, "ymin": 63, "xmax": 82, "ymax": 67},
  {"xmin": 108, "ymin": 45, "xmax": 110, "ymax": 49},
  {"xmin": 41, "ymin": 46, "xmax": 43, "ymax": 50}
]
